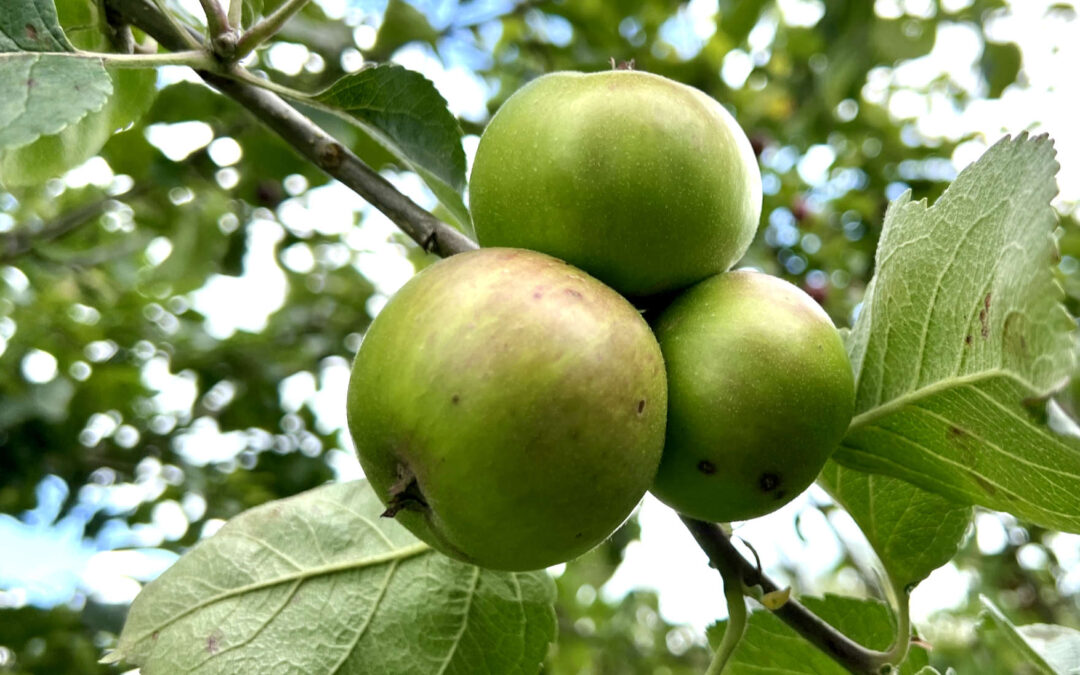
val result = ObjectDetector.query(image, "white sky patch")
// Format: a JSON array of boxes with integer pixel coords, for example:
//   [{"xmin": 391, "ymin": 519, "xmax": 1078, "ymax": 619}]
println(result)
[
  {"xmin": 797, "ymin": 144, "xmax": 837, "ymax": 186},
  {"xmin": 659, "ymin": 0, "xmax": 718, "ymax": 60},
  {"xmin": 975, "ymin": 511, "xmax": 1008, "ymax": 555},
  {"xmin": 267, "ymin": 42, "xmax": 312, "ymax": 76},
  {"xmin": 64, "ymin": 156, "xmax": 114, "ymax": 190},
  {"xmin": 909, "ymin": 563, "xmax": 975, "ymax": 623},
  {"xmin": 602, "ymin": 495, "xmax": 726, "ymax": 632},
  {"xmin": 21, "ymin": 349, "xmax": 58, "ymax": 384},
  {"xmin": 866, "ymin": 1, "xmax": 1080, "ymax": 206},
  {"xmin": 0, "ymin": 475, "xmax": 180, "ymax": 609},
  {"xmin": 309, "ymin": 356, "xmax": 351, "ymax": 436},
  {"xmin": 280, "ymin": 371, "xmax": 317, "ymax": 413},
  {"xmin": 777, "ymin": 0, "xmax": 826, "ymax": 27},
  {"xmin": 326, "ymin": 448, "xmax": 364, "ymax": 481},
  {"xmin": 208, "ymin": 137, "xmax": 243, "ymax": 167},
  {"xmin": 391, "ymin": 43, "xmax": 492, "ymax": 123},
  {"xmin": 172, "ymin": 417, "xmax": 248, "ymax": 466},
  {"xmin": 145, "ymin": 121, "xmax": 214, "ymax": 162},
  {"xmin": 721, "ymin": 49, "xmax": 754, "ymax": 89},
  {"xmin": 142, "ymin": 355, "xmax": 198, "ymax": 418},
  {"xmin": 190, "ymin": 219, "xmax": 288, "ymax": 339},
  {"xmin": 604, "ymin": 489, "xmax": 844, "ymax": 633}
]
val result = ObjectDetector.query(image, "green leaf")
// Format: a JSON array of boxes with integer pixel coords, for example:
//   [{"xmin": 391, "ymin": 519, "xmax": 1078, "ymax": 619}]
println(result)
[
  {"xmin": 979, "ymin": 595, "xmax": 1064, "ymax": 675},
  {"xmin": 311, "ymin": 63, "xmax": 472, "ymax": 233},
  {"xmin": 818, "ymin": 461, "xmax": 972, "ymax": 592},
  {"xmin": 718, "ymin": 0, "xmax": 767, "ymax": 46},
  {"xmin": 871, "ymin": 18, "xmax": 935, "ymax": 63},
  {"xmin": 0, "ymin": 0, "xmax": 158, "ymax": 184},
  {"xmin": 838, "ymin": 134, "xmax": 1080, "ymax": 532},
  {"xmin": 104, "ymin": 480, "xmax": 556, "ymax": 674},
  {"xmin": 707, "ymin": 595, "xmax": 929, "ymax": 674},
  {"xmin": 980, "ymin": 40, "xmax": 1022, "ymax": 99},
  {"xmin": 0, "ymin": 66, "xmax": 155, "ymax": 186},
  {"xmin": 1, "ymin": 0, "xmax": 73, "ymax": 51},
  {"xmin": 0, "ymin": 0, "xmax": 113, "ymax": 152},
  {"xmin": 367, "ymin": 0, "xmax": 439, "ymax": 62}
]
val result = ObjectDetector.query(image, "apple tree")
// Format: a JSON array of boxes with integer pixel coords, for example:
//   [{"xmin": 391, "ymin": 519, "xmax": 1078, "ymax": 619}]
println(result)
[{"xmin": 2, "ymin": 0, "xmax": 1079, "ymax": 673}]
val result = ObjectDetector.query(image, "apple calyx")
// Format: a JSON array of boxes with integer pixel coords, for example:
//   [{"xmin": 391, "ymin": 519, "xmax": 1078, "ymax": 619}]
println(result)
[{"xmin": 380, "ymin": 464, "xmax": 429, "ymax": 518}]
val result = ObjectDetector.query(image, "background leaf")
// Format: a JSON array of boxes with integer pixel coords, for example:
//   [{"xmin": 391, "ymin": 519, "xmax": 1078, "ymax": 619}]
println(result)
[
  {"xmin": 367, "ymin": 0, "xmax": 439, "ymax": 62},
  {"xmin": 707, "ymin": 595, "xmax": 929, "ymax": 674},
  {"xmin": 107, "ymin": 480, "xmax": 556, "ymax": 674},
  {"xmin": 979, "ymin": 595, "xmax": 1064, "ymax": 674},
  {"xmin": 818, "ymin": 462, "xmax": 972, "ymax": 592},
  {"xmin": 838, "ymin": 134, "xmax": 1080, "ymax": 532},
  {"xmin": 311, "ymin": 63, "xmax": 471, "ymax": 232}
]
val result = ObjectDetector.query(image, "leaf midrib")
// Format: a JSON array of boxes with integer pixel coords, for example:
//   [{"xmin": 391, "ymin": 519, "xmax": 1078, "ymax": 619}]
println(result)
[
  {"xmin": 124, "ymin": 541, "xmax": 429, "ymax": 648},
  {"xmin": 847, "ymin": 368, "xmax": 1042, "ymax": 433}
]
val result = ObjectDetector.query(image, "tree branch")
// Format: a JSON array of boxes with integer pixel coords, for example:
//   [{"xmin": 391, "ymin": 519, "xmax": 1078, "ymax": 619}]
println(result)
[
  {"xmin": 234, "ymin": 0, "xmax": 310, "ymax": 60},
  {"xmin": 202, "ymin": 70, "xmax": 476, "ymax": 257},
  {"xmin": 198, "ymin": 0, "xmax": 231, "ymax": 40},
  {"xmin": 105, "ymin": 0, "xmax": 476, "ymax": 258},
  {"xmin": 0, "ymin": 184, "xmax": 150, "ymax": 264},
  {"xmin": 680, "ymin": 517, "xmax": 896, "ymax": 675}
]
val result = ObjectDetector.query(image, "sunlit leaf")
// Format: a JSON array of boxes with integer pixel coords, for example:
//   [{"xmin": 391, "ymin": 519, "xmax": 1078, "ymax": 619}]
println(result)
[
  {"xmin": 105, "ymin": 480, "xmax": 556, "ymax": 674},
  {"xmin": 838, "ymin": 134, "xmax": 1080, "ymax": 533}
]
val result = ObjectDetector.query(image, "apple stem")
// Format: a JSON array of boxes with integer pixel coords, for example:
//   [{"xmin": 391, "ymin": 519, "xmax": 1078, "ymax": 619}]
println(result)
[{"xmin": 681, "ymin": 516, "xmax": 898, "ymax": 675}]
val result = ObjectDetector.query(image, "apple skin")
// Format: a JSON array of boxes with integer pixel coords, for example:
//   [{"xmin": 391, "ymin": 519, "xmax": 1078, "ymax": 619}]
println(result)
[
  {"xmin": 649, "ymin": 270, "xmax": 854, "ymax": 522},
  {"xmin": 469, "ymin": 70, "xmax": 762, "ymax": 299},
  {"xmin": 346, "ymin": 248, "xmax": 667, "ymax": 571}
]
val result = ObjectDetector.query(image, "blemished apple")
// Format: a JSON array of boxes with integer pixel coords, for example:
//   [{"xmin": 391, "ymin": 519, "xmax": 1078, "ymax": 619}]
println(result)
[
  {"xmin": 650, "ymin": 270, "xmax": 854, "ymax": 522},
  {"xmin": 347, "ymin": 248, "xmax": 667, "ymax": 570},
  {"xmin": 469, "ymin": 69, "xmax": 762, "ymax": 299}
]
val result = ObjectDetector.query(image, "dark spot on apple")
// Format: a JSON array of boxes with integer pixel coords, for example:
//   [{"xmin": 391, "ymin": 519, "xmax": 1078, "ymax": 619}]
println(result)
[
  {"xmin": 637, "ymin": 399, "xmax": 646, "ymax": 414},
  {"xmin": 564, "ymin": 288, "xmax": 582, "ymax": 299},
  {"xmin": 759, "ymin": 473, "xmax": 780, "ymax": 492},
  {"xmin": 575, "ymin": 532, "xmax": 583, "ymax": 538},
  {"xmin": 533, "ymin": 291, "xmax": 543, "ymax": 299},
  {"xmin": 697, "ymin": 460, "xmax": 716, "ymax": 475},
  {"xmin": 451, "ymin": 394, "xmax": 460, "ymax": 405},
  {"xmin": 773, "ymin": 489, "xmax": 787, "ymax": 501}
]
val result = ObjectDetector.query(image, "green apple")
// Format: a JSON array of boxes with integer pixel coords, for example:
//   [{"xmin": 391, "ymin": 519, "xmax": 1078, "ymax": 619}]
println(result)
[
  {"xmin": 469, "ymin": 69, "xmax": 762, "ymax": 299},
  {"xmin": 650, "ymin": 270, "xmax": 854, "ymax": 522},
  {"xmin": 347, "ymin": 248, "xmax": 667, "ymax": 570}
]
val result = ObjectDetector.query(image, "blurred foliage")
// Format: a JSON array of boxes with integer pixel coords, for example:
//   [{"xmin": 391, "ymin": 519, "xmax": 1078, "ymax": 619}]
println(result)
[{"xmin": 1, "ymin": 0, "xmax": 1078, "ymax": 673}]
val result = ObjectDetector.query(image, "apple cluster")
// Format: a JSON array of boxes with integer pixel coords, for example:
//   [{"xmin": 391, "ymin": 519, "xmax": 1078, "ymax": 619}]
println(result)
[{"xmin": 347, "ymin": 70, "xmax": 854, "ymax": 571}]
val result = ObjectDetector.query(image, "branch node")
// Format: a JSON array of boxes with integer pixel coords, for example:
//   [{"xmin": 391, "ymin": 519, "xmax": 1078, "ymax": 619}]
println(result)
[
  {"xmin": 421, "ymin": 230, "xmax": 439, "ymax": 253},
  {"xmin": 211, "ymin": 30, "xmax": 240, "ymax": 61},
  {"xmin": 316, "ymin": 139, "xmax": 346, "ymax": 171}
]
